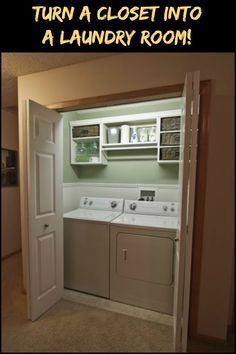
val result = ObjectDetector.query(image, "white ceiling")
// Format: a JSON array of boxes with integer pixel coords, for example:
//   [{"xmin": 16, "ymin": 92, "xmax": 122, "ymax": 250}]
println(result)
[{"xmin": 1, "ymin": 53, "xmax": 118, "ymax": 108}]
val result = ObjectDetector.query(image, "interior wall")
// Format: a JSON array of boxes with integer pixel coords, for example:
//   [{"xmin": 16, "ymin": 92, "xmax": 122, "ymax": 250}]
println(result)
[
  {"xmin": 1, "ymin": 108, "xmax": 21, "ymax": 258},
  {"xmin": 18, "ymin": 53, "xmax": 234, "ymax": 341},
  {"xmin": 63, "ymin": 99, "xmax": 180, "ymax": 184}
]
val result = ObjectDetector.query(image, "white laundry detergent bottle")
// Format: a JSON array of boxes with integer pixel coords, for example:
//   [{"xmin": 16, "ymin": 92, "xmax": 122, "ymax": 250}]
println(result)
[{"xmin": 130, "ymin": 127, "xmax": 138, "ymax": 143}]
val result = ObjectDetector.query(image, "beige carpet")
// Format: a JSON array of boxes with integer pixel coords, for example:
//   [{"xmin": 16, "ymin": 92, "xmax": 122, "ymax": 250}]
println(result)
[{"xmin": 2, "ymin": 253, "xmax": 173, "ymax": 352}]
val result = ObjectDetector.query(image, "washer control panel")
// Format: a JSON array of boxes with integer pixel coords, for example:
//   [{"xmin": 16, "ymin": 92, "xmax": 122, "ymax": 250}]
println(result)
[
  {"xmin": 124, "ymin": 200, "xmax": 179, "ymax": 216},
  {"xmin": 80, "ymin": 197, "xmax": 124, "ymax": 211}
]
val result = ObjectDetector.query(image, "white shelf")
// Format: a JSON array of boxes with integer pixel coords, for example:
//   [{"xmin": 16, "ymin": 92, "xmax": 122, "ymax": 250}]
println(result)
[
  {"xmin": 71, "ymin": 161, "xmax": 106, "ymax": 166},
  {"xmin": 72, "ymin": 136, "xmax": 100, "ymax": 141},
  {"xmin": 158, "ymin": 160, "xmax": 179, "ymax": 164},
  {"xmin": 126, "ymin": 123, "xmax": 156, "ymax": 129},
  {"xmin": 106, "ymin": 155, "xmax": 157, "ymax": 161},
  {"xmin": 160, "ymin": 130, "xmax": 180, "ymax": 133},
  {"xmin": 159, "ymin": 145, "xmax": 180, "ymax": 148},
  {"xmin": 102, "ymin": 142, "xmax": 158, "ymax": 151}
]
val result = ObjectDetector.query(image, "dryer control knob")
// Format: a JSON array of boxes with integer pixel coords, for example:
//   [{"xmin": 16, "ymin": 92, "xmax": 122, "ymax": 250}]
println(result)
[
  {"xmin": 170, "ymin": 207, "xmax": 175, "ymax": 212},
  {"xmin": 130, "ymin": 202, "xmax": 137, "ymax": 211},
  {"xmin": 163, "ymin": 205, "xmax": 168, "ymax": 212},
  {"xmin": 111, "ymin": 201, "xmax": 117, "ymax": 208},
  {"xmin": 89, "ymin": 200, "xmax": 93, "ymax": 206}
]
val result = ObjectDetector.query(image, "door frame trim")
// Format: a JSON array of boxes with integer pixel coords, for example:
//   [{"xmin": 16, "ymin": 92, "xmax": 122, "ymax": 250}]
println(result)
[
  {"xmin": 47, "ymin": 80, "xmax": 211, "ymax": 341},
  {"xmin": 47, "ymin": 83, "xmax": 185, "ymax": 112}
]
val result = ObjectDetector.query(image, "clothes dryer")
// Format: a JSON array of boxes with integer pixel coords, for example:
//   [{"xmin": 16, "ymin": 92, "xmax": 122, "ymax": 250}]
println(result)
[{"xmin": 110, "ymin": 200, "xmax": 179, "ymax": 314}]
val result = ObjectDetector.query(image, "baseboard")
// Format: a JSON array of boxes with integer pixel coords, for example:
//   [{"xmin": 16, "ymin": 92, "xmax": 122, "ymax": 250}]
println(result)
[{"xmin": 1, "ymin": 249, "xmax": 21, "ymax": 260}]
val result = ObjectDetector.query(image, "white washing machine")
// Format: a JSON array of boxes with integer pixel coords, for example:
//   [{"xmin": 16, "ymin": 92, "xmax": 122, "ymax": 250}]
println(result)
[
  {"xmin": 110, "ymin": 200, "xmax": 179, "ymax": 314},
  {"xmin": 64, "ymin": 197, "xmax": 124, "ymax": 298}
]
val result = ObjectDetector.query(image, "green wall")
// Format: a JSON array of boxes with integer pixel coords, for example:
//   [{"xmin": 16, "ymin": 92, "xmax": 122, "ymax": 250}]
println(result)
[{"xmin": 63, "ymin": 99, "xmax": 181, "ymax": 184}]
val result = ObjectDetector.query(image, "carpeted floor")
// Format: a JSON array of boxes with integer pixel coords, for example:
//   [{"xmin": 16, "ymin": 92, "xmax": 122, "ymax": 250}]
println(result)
[{"xmin": 2, "ymin": 252, "xmax": 173, "ymax": 352}]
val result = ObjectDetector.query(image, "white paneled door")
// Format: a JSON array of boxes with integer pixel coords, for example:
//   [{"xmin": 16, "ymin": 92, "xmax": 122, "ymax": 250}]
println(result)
[
  {"xmin": 173, "ymin": 71, "xmax": 200, "ymax": 352},
  {"xmin": 27, "ymin": 100, "xmax": 63, "ymax": 320}
]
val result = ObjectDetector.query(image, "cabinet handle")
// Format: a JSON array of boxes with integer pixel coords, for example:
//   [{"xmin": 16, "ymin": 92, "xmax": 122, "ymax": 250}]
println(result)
[
  {"xmin": 44, "ymin": 224, "xmax": 49, "ymax": 228},
  {"xmin": 122, "ymin": 249, "xmax": 128, "ymax": 261}
]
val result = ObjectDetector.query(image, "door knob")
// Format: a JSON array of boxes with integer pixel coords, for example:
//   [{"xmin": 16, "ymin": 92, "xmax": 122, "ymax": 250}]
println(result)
[
  {"xmin": 174, "ymin": 237, "xmax": 180, "ymax": 242},
  {"xmin": 44, "ymin": 224, "xmax": 49, "ymax": 228}
]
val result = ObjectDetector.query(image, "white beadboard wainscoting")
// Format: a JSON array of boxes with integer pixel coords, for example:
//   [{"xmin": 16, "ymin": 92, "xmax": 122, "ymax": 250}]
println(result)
[{"xmin": 63, "ymin": 182, "xmax": 179, "ymax": 213}]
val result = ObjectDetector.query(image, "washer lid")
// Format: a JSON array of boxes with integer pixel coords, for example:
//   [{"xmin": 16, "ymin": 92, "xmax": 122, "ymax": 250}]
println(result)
[
  {"xmin": 63, "ymin": 208, "xmax": 122, "ymax": 222},
  {"xmin": 111, "ymin": 213, "xmax": 178, "ymax": 230}
]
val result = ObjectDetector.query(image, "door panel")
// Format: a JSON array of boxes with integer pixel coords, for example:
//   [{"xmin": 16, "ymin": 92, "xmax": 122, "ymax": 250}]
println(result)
[
  {"xmin": 36, "ymin": 153, "xmax": 55, "ymax": 215},
  {"xmin": 173, "ymin": 72, "xmax": 200, "ymax": 352},
  {"xmin": 34, "ymin": 116, "xmax": 55, "ymax": 142},
  {"xmin": 27, "ymin": 100, "xmax": 63, "ymax": 320},
  {"xmin": 38, "ymin": 232, "xmax": 56, "ymax": 295}
]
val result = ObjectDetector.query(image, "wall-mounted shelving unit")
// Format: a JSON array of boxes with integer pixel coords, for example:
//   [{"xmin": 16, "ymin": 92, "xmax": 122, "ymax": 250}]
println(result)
[
  {"xmin": 101, "ymin": 119, "xmax": 158, "ymax": 161},
  {"xmin": 157, "ymin": 115, "xmax": 181, "ymax": 164},
  {"xmin": 70, "ymin": 124, "xmax": 107, "ymax": 165},
  {"xmin": 70, "ymin": 110, "xmax": 181, "ymax": 165}
]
